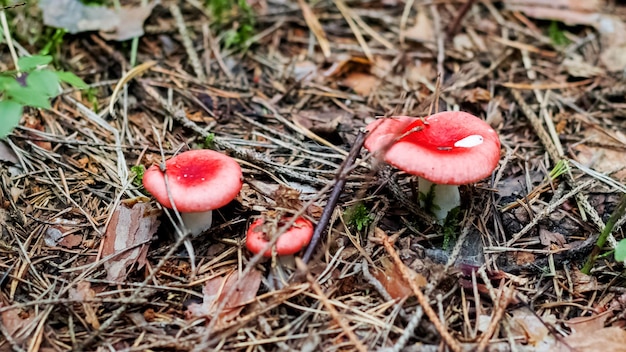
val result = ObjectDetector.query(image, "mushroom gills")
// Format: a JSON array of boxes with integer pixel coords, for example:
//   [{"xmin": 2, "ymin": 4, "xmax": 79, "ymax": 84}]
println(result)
[
  {"xmin": 418, "ymin": 178, "xmax": 461, "ymax": 222},
  {"xmin": 180, "ymin": 210, "xmax": 213, "ymax": 237}
]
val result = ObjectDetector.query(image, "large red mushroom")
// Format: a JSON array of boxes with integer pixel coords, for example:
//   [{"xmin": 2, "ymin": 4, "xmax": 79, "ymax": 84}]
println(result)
[
  {"xmin": 364, "ymin": 111, "xmax": 500, "ymax": 221},
  {"xmin": 142, "ymin": 149, "xmax": 242, "ymax": 236}
]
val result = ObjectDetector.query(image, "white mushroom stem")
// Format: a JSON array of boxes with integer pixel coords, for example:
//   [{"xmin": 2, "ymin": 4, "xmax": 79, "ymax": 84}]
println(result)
[
  {"xmin": 418, "ymin": 178, "xmax": 460, "ymax": 223},
  {"xmin": 181, "ymin": 210, "xmax": 213, "ymax": 237}
]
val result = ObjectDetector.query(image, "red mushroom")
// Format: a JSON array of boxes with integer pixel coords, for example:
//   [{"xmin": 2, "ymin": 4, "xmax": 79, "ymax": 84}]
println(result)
[
  {"xmin": 142, "ymin": 150, "xmax": 242, "ymax": 236},
  {"xmin": 246, "ymin": 217, "xmax": 314, "ymax": 257},
  {"xmin": 364, "ymin": 111, "xmax": 500, "ymax": 221}
]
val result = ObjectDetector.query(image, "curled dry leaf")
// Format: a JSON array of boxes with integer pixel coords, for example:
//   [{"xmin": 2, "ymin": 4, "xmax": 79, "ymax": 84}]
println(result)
[
  {"xmin": 565, "ymin": 310, "xmax": 612, "ymax": 334},
  {"xmin": 371, "ymin": 256, "xmax": 427, "ymax": 300},
  {"xmin": 556, "ymin": 326, "xmax": 626, "ymax": 352},
  {"xmin": 509, "ymin": 308, "xmax": 558, "ymax": 350},
  {"xmin": 102, "ymin": 200, "xmax": 160, "ymax": 282},
  {"xmin": 185, "ymin": 268, "xmax": 262, "ymax": 326},
  {"xmin": 503, "ymin": 0, "xmax": 626, "ymax": 71},
  {"xmin": 68, "ymin": 281, "xmax": 100, "ymax": 329},
  {"xmin": 571, "ymin": 267, "xmax": 600, "ymax": 293},
  {"xmin": 39, "ymin": 0, "xmax": 157, "ymax": 41},
  {"xmin": 341, "ymin": 72, "xmax": 379, "ymax": 96},
  {"xmin": 0, "ymin": 303, "xmax": 35, "ymax": 345}
]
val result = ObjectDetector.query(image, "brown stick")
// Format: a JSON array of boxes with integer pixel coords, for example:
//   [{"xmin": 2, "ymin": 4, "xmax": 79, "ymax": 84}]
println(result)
[
  {"xmin": 476, "ymin": 285, "xmax": 515, "ymax": 352},
  {"xmin": 378, "ymin": 230, "xmax": 462, "ymax": 352},
  {"xmin": 296, "ymin": 258, "xmax": 368, "ymax": 352}
]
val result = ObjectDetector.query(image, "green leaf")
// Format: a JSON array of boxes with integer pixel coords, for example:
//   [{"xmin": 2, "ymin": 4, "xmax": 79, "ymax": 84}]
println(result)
[
  {"xmin": 54, "ymin": 71, "xmax": 88, "ymax": 89},
  {"xmin": 26, "ymin": 70, "xmax": 61, "ymax": 97},
  {"xmin": 18, "ymin": 55, "xmax": 53, "ymax": 71},
  {"xmin": 0, "ymin": 76, "xmax": 17, "ymax": 90},
  {"xmin": 0, "ymin": 100, "xmax": 23, "ymax": 139},
  {"xmin": 6, "ymin": 85, "xmax": 52, "ymax": 109},
  {"xmin": 615, "ymin": 239, "xmax": 626, "ymax": 262}
]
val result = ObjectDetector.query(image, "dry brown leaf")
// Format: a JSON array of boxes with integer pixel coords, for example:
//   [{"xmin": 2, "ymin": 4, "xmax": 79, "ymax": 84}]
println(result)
[
  {"xmin": 341, "ymin": 72, "xmax": 379, "ymax": 96},
  {"xmin": 39, "ymin": 0, "xmax": 156, "ymax": 41},
  {"xmin": 102, "ymin": 200, "xmax": 159, "ymax": 282},
  {"xmin": 185, "ymin": 269, "xmax": 262, "ymax": 326},
  {"xmin": 539, "ymin": 228, "xmax": 567, "ymax": 247},
  {"xmin": 0, "ymin": 304, "xmax": 35, "ymax": 345},
  {"xmin": 58, "ymin": 234, "xmax": 83, "ymax": 248},
  {"xmin": 371, "ymin": 256, "xmax": 427, "ymax": 300},
  {"xmin": 69, "ymin": 281, "xmax": 100, "ymax": 329},
  {"xmin": 461, "ymin": 87, "xmax": 492, "ymax": 103},
  {"xmin": 515, "ymin": 251, "xmax": 536, "ymax": 266},
  {"xmin": 293, "ymin": 108, "xmax": 352, "ymax": 135},
  {"xmin": 509, "ymin": 308, "xmax": 558, "ymax": 349},
  {"xmin": 565, "ymin": 310, "xmax": 612, "ymax": 334},
  {"xmin": 0, "ymin": 141, "xmax": 18, "ymax": 164},
  {"xmin": 404, "ymin": 9, "xmax": 434, "ymax": 42},
  {"xmin": 573, "ymin": 128, "xmax": 626, "ymax": 181},
  {"xmin": 503, "ymin": 0, "xmax": 626, "ymax": 71},
  {"xmin": 556, "ymin": 326, "xmax": 626, "ymax": 352},
  {"xmin": 571, "ymin": 268, "xmax": 600, "ymax": 293}
]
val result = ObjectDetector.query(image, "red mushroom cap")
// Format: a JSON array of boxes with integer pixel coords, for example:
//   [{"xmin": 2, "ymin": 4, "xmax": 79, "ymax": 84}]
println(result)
[
  {"xmin": 246, "ymin": 217, "xmax": 314, "ymax": 257},
  {"xmin": 142, "ymin": 150, "xmax": 242, "ymax": 212},
  {"xmin": 364, "ymin": 112, "xmax": 500, "ymax": 185}
]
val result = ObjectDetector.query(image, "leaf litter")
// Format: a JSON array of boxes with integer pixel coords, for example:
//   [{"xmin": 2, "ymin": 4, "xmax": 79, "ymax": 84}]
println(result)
[{"xmin": 1, "ymin": 0, "xmax": 626, "ymax": 351}]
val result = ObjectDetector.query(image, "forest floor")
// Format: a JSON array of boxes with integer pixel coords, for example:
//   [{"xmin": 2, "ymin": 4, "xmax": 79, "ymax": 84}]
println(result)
[{"xmin": 1, "ymin": 0, "xmax": 626, "ymax": 351}]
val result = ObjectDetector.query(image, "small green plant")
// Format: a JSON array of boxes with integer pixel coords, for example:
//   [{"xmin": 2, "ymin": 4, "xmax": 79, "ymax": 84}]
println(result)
[
  {"xmin": 419, "ymin": 185, "xmax": 440, "ymax": 215},
  {"xmin": 39, "ymin": 28, "xmax": 67, "ymax": 56},
  {"xmin": 206, "ymin": 0, "xmax": 255, "ymax": 50},
  {"xmin": 0, "ymin": 55, "xmax": 87, "ymax": 139},
  {"xmin": 442, "ymin": 207, "xmax": 461, "ymax": 250},
  {"xmin": 131, "ymin": 165, "xmax": 146, "ymax": 187},
  {"xmin": 345, "ymin": 203, "xmax": 373, "ymax": 231},
  {"xmin": 549, "ymin": 159, "xmax": 569, "ymax": 180},
  {"xmin": 548, "ymin": 21, "xmax": 570, "ymax": 47},
  {"xmin": 582, "ymin": 194, "xmax": 626, "ymax": 273},
  {"xmin": 203, "ymin": 133, "xmax": 216, "ymax": 149}
]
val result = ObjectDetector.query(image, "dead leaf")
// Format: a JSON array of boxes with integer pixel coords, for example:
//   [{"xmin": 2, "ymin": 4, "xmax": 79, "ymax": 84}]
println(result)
[
  {"xmin": 515, "ymin": 251, "xmax": 537, "ymax": 266},
  {"xmin": 293, "ymin": 108, "xmax": 352, "ymax": 135},
  {"xmin": 565, "ymin": 310, "xmax": 612, "ymax": 334},
  {"xmin": 556, "ymin": 326, "xmax": 626, "ymax": 352},
  {"xmin": 341, "ymin": 72, "xmax": 379, "ymax": 96},
  {"xmin": 58, "ymin": 234, "xmax": 83, "ymax": 248},
  {"xmin": 185, "ymin": 269, "xmax": 262, "ymax": 326},
  {"xmin": 462, "ymin": 87, "xmax": 491, "ymax": 103},
  {"xmin": 0, "ymin": 304, "xmax": 35, "ymax": 345},
  {"xmin": 371, "ymin": 256, "xmax": 427, "ymax": 300},
  {"xmin": 562, "ymin": 55, "xmax": 605, "ymax": 77},
  {"xmin": 503, "ymin": 0, "xmax": 626, "ymax": 71},
  {"xmin": 102, "ymin": 200, "xmax": 159, "ymax": 282},
  {"xmin": 509, "ymin": 308, "xmax": 558, "ymax": 349},
  {"xmin": 293, "ymin": 60, "xmax": 318, "ymax": 82},
  {"xmin": 39, "ymin": 0, "xmax": 157, "ymax": 41},
  {"xmin": 404, "ymin": 9, "xmax": 433, "ymax": 42},
  {"xmin": 573, "ymin": 128, "xmax": 626, "ymax": 181},
  {"xmin": 69, "ymin": 281, "xmax": 100, "ymax": 329},
  {"xmin": 539, "ymin": 228, "xmax": 567, "ymax": 247},
  {"xmin": 0, "ymin": 141, "xmax": 18, "ymax": 164},
  {"xmin": 572, "ymin": 268, "xmax": 600, "ymax": 293}
]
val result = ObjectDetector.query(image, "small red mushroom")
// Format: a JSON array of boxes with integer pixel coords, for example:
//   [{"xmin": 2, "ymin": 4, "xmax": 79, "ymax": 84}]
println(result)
[
  {"xmin": 246, "ymin": 217, "xmax": 314, "ymax": 257},
  {"xmin": 142, "ymin": 149, "xmax": 242, "ymax": 236},
  {"xmin": 364, "ymin": 111, "xmax": 500, "ymax": 221}
]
